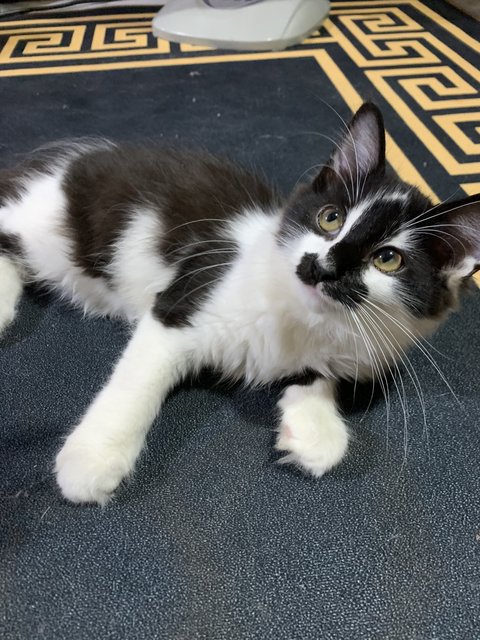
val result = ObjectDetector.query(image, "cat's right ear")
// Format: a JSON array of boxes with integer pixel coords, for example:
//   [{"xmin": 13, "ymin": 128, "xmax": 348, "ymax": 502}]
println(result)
[
  {"xmin": 427, "ymin": 194, "xmax": 480, "ymax": 277},
  {"xmin": 314, "ymin": 102, "xmax": 386, "ymax": 195}
]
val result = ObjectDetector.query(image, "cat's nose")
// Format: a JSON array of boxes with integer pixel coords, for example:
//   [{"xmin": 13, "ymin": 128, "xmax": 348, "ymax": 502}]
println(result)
[
  {"xmin": 296, "ymin": 253, "xmax": 336, "ymax": 286},
  {"xmin": 317, "ymin": 266, "xmax": 336, "ymax": 282}
]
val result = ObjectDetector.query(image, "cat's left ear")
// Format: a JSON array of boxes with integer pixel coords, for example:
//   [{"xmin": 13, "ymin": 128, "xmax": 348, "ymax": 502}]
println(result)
[
  {"xmin": 314, "ymin": 102, "xmax": 386, "ymax": 193},
  {"xmin": 430, "ymin": 194, "xmax": 480, "ymax": 276}
]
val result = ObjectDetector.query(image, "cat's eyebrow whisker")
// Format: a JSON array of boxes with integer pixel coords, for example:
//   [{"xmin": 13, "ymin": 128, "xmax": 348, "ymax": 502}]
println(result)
[
  {"xmin": 413, "ymin": 229, "xmax": 466, "ymax": 256},
  {"xmin": 415, "ymin": 223, "xmax": 478, "ymax": 247},
  {"xmin": 419, "ymin": 222, "xmax": 478, "ymax": 232},
  {"xmin": 294, "ymin": 163, "xmax": 324, "ymax": 188},
  {"xmin": 316, "ymin": 98, "xmax": 351, "ymax": 138},
  {"xmin": 413, "ymin": 225, "xmax": 474, "ymax": 256},
  {"xmin": 358, "ymin": 162, "xmax": 370, "ymax": 206},
  {"xmin": 294, "ymin": 163, "xmax": 353, "ymax": 207},
  {"xmin": 403, "ymin": 186, "xmax": 461, "ymax": 227},
  {"xmin": 314, "ymin": 99, "xmax": 362, "ymax": 203},
  {"xmin": 404, "ymin": 199, "xmax": 480, "ymax": 230},
  {"xmin": 296, "ymin": 131, "xmax": 356, "ymax": 205}
]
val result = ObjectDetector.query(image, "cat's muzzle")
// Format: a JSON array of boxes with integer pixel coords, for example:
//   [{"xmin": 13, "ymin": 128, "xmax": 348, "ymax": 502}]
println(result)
[{"xmin": 296, "ymin": 253, "xmax": 336, "ymax": 287}]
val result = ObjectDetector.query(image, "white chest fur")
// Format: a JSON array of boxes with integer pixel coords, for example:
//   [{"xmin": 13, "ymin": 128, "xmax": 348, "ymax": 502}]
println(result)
[{"xmin": 193, "ymin": 210, "xmax": 374, "ymax": 384}]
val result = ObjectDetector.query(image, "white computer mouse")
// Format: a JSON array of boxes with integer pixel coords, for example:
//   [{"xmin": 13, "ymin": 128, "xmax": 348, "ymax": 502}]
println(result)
[{"xmin": 153, "ymin": 0, "xmax": 330, "ymax": 51}]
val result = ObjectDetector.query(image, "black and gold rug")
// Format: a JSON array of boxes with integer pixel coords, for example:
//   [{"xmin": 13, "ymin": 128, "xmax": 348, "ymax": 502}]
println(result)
[
  {"xmin": 1, "ymin": 1, "xmax": 479, "ymax": 199},
  {"xmin": 1, "ymin": 3, "xmax": 479, "ymax": 639}
]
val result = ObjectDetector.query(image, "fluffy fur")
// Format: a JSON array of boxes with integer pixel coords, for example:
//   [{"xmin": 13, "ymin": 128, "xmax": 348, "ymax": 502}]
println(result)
[{"xmin": 0, "ymin": 103, "xmax": 478, "ymax": 504}]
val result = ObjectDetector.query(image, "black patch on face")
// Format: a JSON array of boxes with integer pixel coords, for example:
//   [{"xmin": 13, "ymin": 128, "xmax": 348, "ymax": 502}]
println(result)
[
  {"xmin": 296, "ymin": 253, "xmax": 334, "ymax": 286},
  {"xmin": 61, "ymin": 145, "xmax": 280, "ymax": 325},
  {"xmin": 282, "ymin": 173, "xmax": 471, "ymax": 319},
  {"xmin": 280, "ymin": 172, "xmax": 404, "ymax": 309},
  {"xmin": 279, "ymin": 102, "xmax": 480, "ymax": 320}
]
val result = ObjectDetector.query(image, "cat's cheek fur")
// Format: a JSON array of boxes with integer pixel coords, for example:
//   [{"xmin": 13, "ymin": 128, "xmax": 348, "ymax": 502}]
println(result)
[
  {"xmin": 362, "ymin": 264, "xmax": 397, "ymax": 305},
  {"xmin": 275, "ymin": 379, "xmax": 349, "ymax": 477},
  {"xmin": 288, "ymin": 231, "xmax": 331, "ymax": 270}
]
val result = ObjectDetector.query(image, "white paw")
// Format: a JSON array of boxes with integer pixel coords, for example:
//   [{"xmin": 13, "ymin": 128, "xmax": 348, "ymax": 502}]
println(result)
[
  {"xmin": 55, "ymin": 434, "xmax": 134, "ymax": 505},
  {"xmin": 275, "ymin": 390, "xmax": 349, "ymax": 477},
  {"xmin": 0, "ymin": 256, "xmax": 22, "ymax": 335}
]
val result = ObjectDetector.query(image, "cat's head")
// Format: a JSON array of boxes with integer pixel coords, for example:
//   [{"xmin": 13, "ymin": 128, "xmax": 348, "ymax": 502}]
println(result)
[{"xmin": 279, "ymin": 102, "xmax": 480, "ymax": 332}]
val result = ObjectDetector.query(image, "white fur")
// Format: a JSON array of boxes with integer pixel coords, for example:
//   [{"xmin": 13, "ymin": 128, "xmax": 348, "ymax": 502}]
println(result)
[
  {"xmin": 0, "ymin": 171, "xmax": 177, "ymax": 320},
  {"xmin": 0, "ymin": 256, "xmax": 23, "ymax": 334},
  {"xmin": 276, "ymin": 378, "xmax": 349, "ymax": 477},
  {"xmin": 55, "ymin": 314, "xmax": 197, "ymax": 504},
  {"xmin": 107, "ymin": 208, "xmax": 177, "ymax": 321},
  {"xmin": 195, "ymin": 210, "xmax": 372, "ymax": 383},
  {"xmin": 288, "ymin": 198, "xmax": 373, "ymax": 273},
  {"xmin": 0, "ymin": 170, "xmax": 121, "ymax": 316},
  {"xmin": 53, "ymin": 207, "xmax": 370, "ymax": 502},
  {"xmin": 0, "ymin": 169, "xmax": 451, "ymax": 503}
]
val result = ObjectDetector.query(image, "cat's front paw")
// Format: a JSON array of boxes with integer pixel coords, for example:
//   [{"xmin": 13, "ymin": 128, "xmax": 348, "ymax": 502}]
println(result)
[
  {"xmin": 55, "ymin": 434, "xmax": 133, "ymax": 505},
  {"xmin": 275, "ymin": 386, "xmax": 349, "ymax": 477}
]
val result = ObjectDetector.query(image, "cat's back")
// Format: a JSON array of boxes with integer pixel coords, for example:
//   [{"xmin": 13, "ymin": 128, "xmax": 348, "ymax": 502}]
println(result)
[
  {"xmin": 0, "ymin": 141, "xmax": 280, "ymax": 320},
  {"xmin": 65, "ymin": 144, "xmax": 276, "ymax": 219}
]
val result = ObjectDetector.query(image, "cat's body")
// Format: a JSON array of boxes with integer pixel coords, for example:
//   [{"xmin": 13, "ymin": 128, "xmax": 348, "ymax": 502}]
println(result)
[
  {"xmin": 1, "ymin": 143, "xmax": 371, "ymax": 382},
  {"xmin": 1, "ymin": 104, "xmax": 478, "ymax": 504}
]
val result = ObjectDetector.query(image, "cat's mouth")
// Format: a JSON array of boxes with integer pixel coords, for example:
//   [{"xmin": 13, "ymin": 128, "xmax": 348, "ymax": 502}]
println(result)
[
  {"xmin": 298, "ymin": 281, "xmax": 341, "ymax": 312},
  {"xmin": 298, "ymin": 278, "xmax": 362, "ymax": 313}
]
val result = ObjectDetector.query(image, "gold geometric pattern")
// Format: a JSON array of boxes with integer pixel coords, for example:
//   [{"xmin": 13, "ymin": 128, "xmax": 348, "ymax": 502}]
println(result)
[
  {"xmin": 0, "ymin": 1, "xmax": 478, "ymax": 204},
  {"xmin": 90, "ymin": 22, "xmax": 170, "ymax": 54},
  {"xmin": 325, "ymin": 3, "xmax": 479, "ymax": 187},
  {"xmin": 0, "ymin": 26, "xmax": 87, "ymax": 61},
  {"xmin": 0, "ymin": 1, "xmax": 478, "ymax": 284}
]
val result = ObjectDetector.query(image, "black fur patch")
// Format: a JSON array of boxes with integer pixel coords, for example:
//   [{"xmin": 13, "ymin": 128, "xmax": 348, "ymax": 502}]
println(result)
[
  {"xmin": 278, "ymin": 169, "xmax": 465, "ymax": 317},
  {"xmin": 0, "ymin": 232, "xmax": 22, "ymax": 257},
  {"xmin": 62, "ymin": 145, "xmax": 281, "ymax": 325},
  {"xmin": 0, "ymin": 144, "xmax": 76, "ymax": 208},
  {"xmin": 0, "ymin": 168, "xmax": 23, "ymax": 208}
]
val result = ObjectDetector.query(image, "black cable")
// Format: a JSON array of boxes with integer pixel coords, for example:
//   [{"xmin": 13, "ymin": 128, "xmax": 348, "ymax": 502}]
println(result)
[{"xmin": 0, "ymin": 0, "xmax": 152, "ymax": 18}]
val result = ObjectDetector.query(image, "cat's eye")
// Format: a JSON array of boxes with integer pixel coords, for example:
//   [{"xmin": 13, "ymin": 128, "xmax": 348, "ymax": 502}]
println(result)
[
  {"xmin": 317, "ymin": 205, "xmax": 345, "ymax": 235},
  {"xmin": 372, "ymin": 248, "xmax": 403, "ymax": 273}
]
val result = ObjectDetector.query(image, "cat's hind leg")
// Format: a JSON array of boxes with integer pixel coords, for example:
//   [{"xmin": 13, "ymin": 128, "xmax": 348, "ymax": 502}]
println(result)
[
  {"xmin": 0, "ymin": 254, "xmax": 23, "ymax": 336},
  {"xmin": 275, "ymin": 378, "xmax": 349, "ymax": 477}
]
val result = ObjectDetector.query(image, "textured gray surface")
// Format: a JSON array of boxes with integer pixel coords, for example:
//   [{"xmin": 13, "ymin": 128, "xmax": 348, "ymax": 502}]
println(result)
[
  {"xmin": 1, "ymin": 289, "xmax": 480, "ymax": 639},
  {"xmin": 1, "ymin": 53, "xmax": 479, "ymax": 639}
]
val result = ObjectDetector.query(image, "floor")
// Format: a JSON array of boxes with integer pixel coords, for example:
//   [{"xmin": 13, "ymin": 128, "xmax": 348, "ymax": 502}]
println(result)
[{"xmin": 1, "ymin": 2, "xmax": 479, "ymax": 639}]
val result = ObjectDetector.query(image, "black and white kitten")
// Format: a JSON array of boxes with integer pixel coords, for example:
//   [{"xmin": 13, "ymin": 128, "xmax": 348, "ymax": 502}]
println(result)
[{"xmin": 1, "ymin": 103, "xmax": 478, "ymax": 504}]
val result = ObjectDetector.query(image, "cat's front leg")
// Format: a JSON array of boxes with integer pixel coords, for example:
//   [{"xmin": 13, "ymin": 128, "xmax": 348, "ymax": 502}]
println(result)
[
  {"xmin": 55, "ymin": 313, "xmax": 195, "ymax": 504},
  {"xmin": 275, "ymin": 377, "xmax": 349, "ymax": 477}
]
